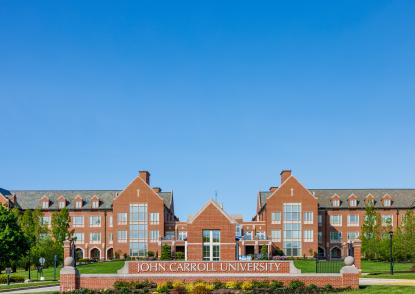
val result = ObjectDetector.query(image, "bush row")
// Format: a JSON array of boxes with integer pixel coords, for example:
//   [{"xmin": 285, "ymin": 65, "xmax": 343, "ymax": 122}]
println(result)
[
  {"xmin": 63, "ymin": 280, "xmax": 350, "ymax": 293},
  {"xmin": 0, "ymin": 274, "xmax": 25, "ymax": 284}
]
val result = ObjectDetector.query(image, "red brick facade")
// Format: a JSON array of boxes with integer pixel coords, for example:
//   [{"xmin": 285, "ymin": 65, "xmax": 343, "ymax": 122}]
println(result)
[{"xmin": 2, "ymin": 169, "xmax": 414, "ymax": 262}]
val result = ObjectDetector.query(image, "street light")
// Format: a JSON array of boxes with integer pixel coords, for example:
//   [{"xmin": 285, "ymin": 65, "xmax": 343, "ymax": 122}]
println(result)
[{"xmin": 389, "ymin": 230, "xmax": 394, "ymax": 275}]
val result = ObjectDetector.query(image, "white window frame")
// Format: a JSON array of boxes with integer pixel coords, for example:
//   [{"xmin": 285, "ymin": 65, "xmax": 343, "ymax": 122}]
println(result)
[
  {"xmin": 41, "ymin": 216, "xmax": 51, "ymax": 225},
  {"xmin": 303, "ymin": 230, "xmax": 313, "ymax": 242},
  {"xmin": 75, "ymin": 201, "xmax": 82, "ymax": 209},
  {"xmin": 178, "ymin": 231, "xmax": 187, "ymax": 241},
  {"xmin": 347, "ymin": 214, "xmax": 359, "ymax": 227},
  {"xmin": 304, "ymin": 211, "xmax": 313, "ymax": 224},
  {"xmin": 347, "ymin": 232, "xmax": 359, "ymax": 241},
  {"xmin": 74, "ymin": 232, "xmax": 84, "ymax": 244},
  {"xmin": 109, "ymin": 216, "xmax": 113, "ymax": 227},
  {"xmin": 150, "ymin": 230, "xmax": 159, "ymax": 242},
  {"xmin": 382, "ymin": 215, "xmax": 393, "ymax": 226},
  {"xmin": 92, "ymin": 200, "xmax": 99, "ymax": 208},
  {"xmin": 89, "ymin": 216, "xmax": 101, "ymax": 227},
  {"xmin": 117, "ymin": 213, "xmax": 127, "ymax": 225},
  {"xmin": 330, "ymin": 215, "xmax": 342, "ymax": 227},
  {"xmin": 150, "ymin": 213, "xmax": 160, "ymax": 225},
  {"xmin": 332, "ymin": 199, "xmax": 340, "ymax": 207},
  {"xmin": 117, "ymin": 230, "xmax": 127, "ymax": 243},
  {"xmin": 349, "ymin": 199, "xmax": 357, "ymax": 207},
  {"xmin": 330, "ymin": 231, "xmax": 342, "ymax": 243},
  {"xmin": 42, "ymin": 201, "xmax": 49, "ymax": 209},
  {"xmin": 271, "ymin": 230, "xmax": 281, "ymax": 242},
  {"xmin": 90, "ymin": 232, "xmax": 101, "ymax": 244},
  {"xmin": 59, "ymin": 201, "xmax": 65, "ymax": 209},
  {"xmin": 72, "ymin": 216, "xmax": 84, "ymax": 228},
  {"xmin": 271, "ymin": 212, "xmax": 281, "ymax": 224},
  {"xmin": 383, "ymin": 199, "xmax": 391, "ymax": 207}
]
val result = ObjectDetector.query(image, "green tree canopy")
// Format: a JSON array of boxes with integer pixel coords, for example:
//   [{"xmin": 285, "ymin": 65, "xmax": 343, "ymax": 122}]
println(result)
[
  {"xmin": 51, "ymin": 208, "xmax": 72, "ymax": 245},
  {"xmin": 0, "ymin": 206, "xmax": 29, "ymax": 271}
]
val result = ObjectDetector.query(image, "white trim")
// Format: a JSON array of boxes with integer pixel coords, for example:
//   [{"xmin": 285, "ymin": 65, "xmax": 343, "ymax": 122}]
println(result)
[
  {"xmin": 267, "ymin": 175, "xmax": 318, "ymax": 202},
  {"xmin": 189, "ymin": 200, "xmax": 236, "ymax": 224}
]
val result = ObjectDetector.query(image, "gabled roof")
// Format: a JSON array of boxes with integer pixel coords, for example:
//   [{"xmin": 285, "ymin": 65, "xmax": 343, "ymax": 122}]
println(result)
[
  {"xmin": 258, "ymin": 188, "xmax": 415, "ymax": 210},
  {"xmin": 189, "ymin": 199, "xmax": 236, "ymax": 224},
  {"xmin": 1, "ymin": 189, "xmax": 174, "ymax": 211}
]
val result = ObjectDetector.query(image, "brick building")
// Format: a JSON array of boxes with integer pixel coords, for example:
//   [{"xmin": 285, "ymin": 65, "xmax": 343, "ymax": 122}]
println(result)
[{"xmin": 1, "ymin": 170, "xmax": 414, "ymax": 261}]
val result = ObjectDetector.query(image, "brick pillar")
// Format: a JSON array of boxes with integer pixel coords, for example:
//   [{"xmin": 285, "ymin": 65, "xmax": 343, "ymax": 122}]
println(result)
[
  {"xmin": 352, "ymin": 239, "xmax": 362, "ymax": 269},
  {"xmin": 63, "ymin": 240, "xmax": 71, "ymax": 260},
  {"xmin": 60, "ymin": 241, "xmax": 80, "ymax": 292}
]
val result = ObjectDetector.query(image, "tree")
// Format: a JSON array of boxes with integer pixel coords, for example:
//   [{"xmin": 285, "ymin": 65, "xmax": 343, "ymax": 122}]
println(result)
[
  {"xmin": 260, "ymin": 245, "xmax": 269, "ymax": 260},
  {"xmin": 361, "ymin": 203, "xmax": 382, "ymax": 260},
  {"xmin": 51, "ymin": 208, "xmax": 71, "ymax": 245},
  {"xmin": 0, "ymin": 205, "xmax": 29, "ymax": 272},
  {"xmin": 160, "ymin": 244, "xmax": 172, "ymax": 260}
]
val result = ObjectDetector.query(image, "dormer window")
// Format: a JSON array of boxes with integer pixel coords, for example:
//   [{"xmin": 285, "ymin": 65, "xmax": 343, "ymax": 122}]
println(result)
[
  {"xmin": 42, "ymin": 201, "xmax": 49, "ymax": 209},
  {"xmin": 349, "ymin": 199, "xmax": 357, "ymax": 207},
  {"xmin": 92, "ymin": 200, "xmax": 99, "ymax": 208},
  {"xmin": 332, "ymin": 199, "xmax": 340, "ymax": 207},
  {"xmin": 75, "ymin": 201, "xmax": 82, "ymax": 209},
  {"xmin": 383, "ymin": 199, "xmax": 391, "ymax": 207},
  {"xmin": 365, "ymin": 194, "xmax": 375, "ymax": 206},
  {"xmin": 59, "ymin": 201, "xmax": 66, "ymax": 209}
]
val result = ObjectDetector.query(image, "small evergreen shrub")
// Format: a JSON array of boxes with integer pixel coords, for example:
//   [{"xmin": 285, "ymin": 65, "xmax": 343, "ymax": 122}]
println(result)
[{"xmin": 288, "ymin": 280, "xmax": 305, "ymax": 290}]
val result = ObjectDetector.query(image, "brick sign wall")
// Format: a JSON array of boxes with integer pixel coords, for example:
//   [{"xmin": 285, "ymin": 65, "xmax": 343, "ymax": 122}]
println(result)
[{"xmin": 126, "ymin": 261, "xmax": 290, "ymax": 274}]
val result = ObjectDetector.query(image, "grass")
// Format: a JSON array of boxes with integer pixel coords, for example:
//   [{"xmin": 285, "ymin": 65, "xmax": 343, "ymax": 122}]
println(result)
[
  {"xmin": 363, "ymin": 273, "xmax": 415, "ymax": 279},
  {"xmin": 0, "ymin": 281, "xmax": 58, "ymax": 292},
  {"xmin": 293, "ymin": 259, "xmax": 316, "ymax": 273},
  {"xmin": 361, "ymin": 260, "xmax": 414, "ymax": 273},
  {"xmin": 346, "ymin": 285, "xmax": 415, "ymax": 293}
]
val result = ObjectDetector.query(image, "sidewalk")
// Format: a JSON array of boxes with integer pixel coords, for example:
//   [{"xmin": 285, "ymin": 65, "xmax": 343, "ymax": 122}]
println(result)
[
  {"xmin": 0, "ymin": 285, "xmax": 59, "ymax": 293},
  {"xmin": 360, "ymin": 278, "xmax": 415, "ymax": 286}
]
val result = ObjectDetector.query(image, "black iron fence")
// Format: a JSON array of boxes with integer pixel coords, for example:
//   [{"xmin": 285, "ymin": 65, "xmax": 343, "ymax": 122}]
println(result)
[{"xmin": 315, "ymin": 258, "xmax": 344, "ymax": 273}]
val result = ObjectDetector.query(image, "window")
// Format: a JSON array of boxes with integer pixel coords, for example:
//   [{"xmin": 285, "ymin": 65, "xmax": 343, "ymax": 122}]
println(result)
[
  {"xmin": 89, "ymin": 216, "xmax": 101, "ymax": 227},
  {"xmin": 109, "ymin": 233, "xmax": 113, "ymax": 242},
  {"xmin": 150, "ymin": 213, "xmax": 160, "ymax": 225},
  {"xmin": 318, "ymin": 214, "xmax": 323, "ymax": 226},
  {"xmin": 271, "ymin": 230, "xmax": 281, "ymax": 242},
  {"xmin": 256, "ymin": 231, "xmax": 266, "ymax": 240},
  {"xmin": 384, "ymin": 199, "xmax": 391, "ymax": 207},
  {"xmin": 90, "ymin": 232, "xmax": 101, "ymax": 244},
  {"xmin": 272, "ymin": 212, "xmax": 281, "ymax": 224},
  {"xmin": 382, "ymin": 215, "xmax": 393, "ymax": 226},
  {"xmin": 304, "ymin": 212, "xmax": 313, "ymax": 224},
  {"xmin": 304, "ymin": 230, "xmax": 313, "ymax": 242},
  {"xmin": 244, "ymin": 231, "xmax": 253, "ymax": 240},
  {"xmin": 318, "ymin": 232, "xmax": 323, "ymax": 242},
  {"xmin": 40, "ymin": 216, "xmax": 51, "ymax": 225},
  {"xmin": 117, "ymin": 231, "xmax": 127, "ymax": 243},
  {"xmin": 165, "ymin": 231, "xmax": 175, "ymax": 240},
  {"xmin": 150, "ymin": 230, "xmax": 159, "ymax": 242},
  {"xmin": 202, "ymin": 230, "xmax": 220, "ymax": 261},
  {"xmin": 42, "ymin": 201, "xmax": 49, "ymax": 209},
  {"xmin": 129, "ymin": 204, "xmax": 148, "ymax": 257},
  {"xmin": 347, "ymin": 232, "xmax": 359, "ymax": 241},
  {"xmin": 330, "ymin": 215, "xmax": 342, "ymax": 226},
  {"xmin": 330, "ymin": 231, "xmax": 342, "ymax": 243},
  {"xmin": 109, "ymin": 216, "xmax": 113, "ymax": 227},
  {"xmin": 332, "ymin": 199, "xmax": 340, "ymax": 207},
  {"xmin": 347, "ymin": 214, "xmax": 359, "ymax": 226},
  {"xmin": 235, "ymin": 225, "xmax": 242, "ymax": 237},
  {"xmin": 72, "ymin": 216, "xmax": 84, "ymax": 227},
  {"xmin": 75, "ymin": 201, "xmax": 82, "ymax": 209},
  {"xmin": 283, "ymin": 203, "xmax": 301, "ymax": 256},
  {"xmin": 349, "ymin": 199, "xmax": 357, "ymax": 207},
  {"xmin": 117, "ymin": 213, "xmax": 127, "ymax": 225},
  {"xmin": 59, "ymin": 201, "xmax": 65, "ymax": 209},
  {"xmin": 92, "ymin": 201, "xmax": 99, "ymax": 208},
  {"xmin": 178, "ymin": 231, "xmax": 187, "ymax": 241},
  {"xmin": 74, "ymin": 233, "xmax": 84, "ymax": 244}
]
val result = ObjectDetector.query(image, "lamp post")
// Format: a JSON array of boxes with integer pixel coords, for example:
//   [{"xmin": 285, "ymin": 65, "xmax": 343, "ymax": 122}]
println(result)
[{"xmin": 389, "ymin": 230, "xmax": 394, "ymax": 275}]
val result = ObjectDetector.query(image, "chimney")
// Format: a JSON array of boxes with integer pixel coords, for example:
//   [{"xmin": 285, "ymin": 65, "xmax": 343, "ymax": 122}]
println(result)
[
  {"xmin": 280, "ymin": 169, "xmax": 292, "ymax": 184},
  {"xmin": 139, "ymin": 171, "xmax": 151, "ymax": 184},
  {"xmin": 152, "ymin": 187, "xmax": 161, "ymax": 193}
]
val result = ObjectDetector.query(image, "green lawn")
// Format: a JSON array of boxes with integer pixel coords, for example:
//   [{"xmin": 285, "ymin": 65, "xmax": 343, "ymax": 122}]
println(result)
[
  {"xmin": 11, "ymin": 260, "xmax": 125, "ymax": 281},
  {"xmin": 293, "ymin": 259, "xmax": 415, "ymax": 275},
  {"xmin": 363, "ymin": 273, "xmax": 415, "ymax": 279},
  {"xmin": 346, "ymin": 285, "xmax": 415, "ymax": 293},
  {"xmin": 0, "ymin": 281, "xmax": 58, "ymax": 292}
]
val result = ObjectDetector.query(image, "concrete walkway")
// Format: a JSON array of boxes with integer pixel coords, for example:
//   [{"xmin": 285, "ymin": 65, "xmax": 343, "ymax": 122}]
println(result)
[
  {"xmin": 360, "ymin": 278, "xmax": 415, "ymax": 286},
  {"xmin": 0, "ymin": 285, "xmax": 59, "ymax": 293}
]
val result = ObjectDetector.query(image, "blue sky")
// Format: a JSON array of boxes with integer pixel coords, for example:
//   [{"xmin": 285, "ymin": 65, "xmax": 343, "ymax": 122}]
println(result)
[{"xmin": 1, "ymin": 1, "xmax": 415, "ymax": 219}]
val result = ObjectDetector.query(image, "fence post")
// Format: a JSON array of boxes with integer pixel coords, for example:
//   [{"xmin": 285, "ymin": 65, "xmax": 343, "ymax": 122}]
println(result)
[{"xmin": 352, "ymin": 239, "xmax": 362, "ymax": 269}]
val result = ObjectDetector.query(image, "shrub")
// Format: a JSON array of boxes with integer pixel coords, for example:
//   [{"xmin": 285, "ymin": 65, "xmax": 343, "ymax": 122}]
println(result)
[
  {"xmin": 288, "ymin": 280, "xmax": 305, "ymax": 290},
  {"xmin": 192, "ymin": 284, "xmax": 210, "ymax": 294},
  {"xmin": 175, "ymin": 252, "xmax": 185, "ymax": 260},
  {"xmin": 0, "ymin": 274, "xmax": 25, "ymax": 284},
  {"xmin": 241, "ymin": 281, "xmax": 254, "ymax": 290},
  {"xmin": 156, "ymin": 282, "xmax": 170, "ymax": 293},
  {"xmin": 212, "ymin": 280, "xmax": 225, "ymax": 290},
  {"xmin": 147, "ymin": 251, "xmax": 155, "ymax": 257},
  {"xmin": 252, "ymin": 280, "xmax": 269, "ymax": 288},
  {"xmin": 270, "ymin": 280, "xmax": 284, "ymax": 289},
  {"xmin": 160, "ymin": 244, "xmax": 172, "ymax": 260},
  {"xmin": 323, "ymin": 284, "xmax": 333, "ymax": 291},
  {"xmin": 225, "ymin": 281, "xmax": 239, "ymax": 289},
  {"xmin": 306, "ymin": 284, "xmax": 318, "ymax": 291}
]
